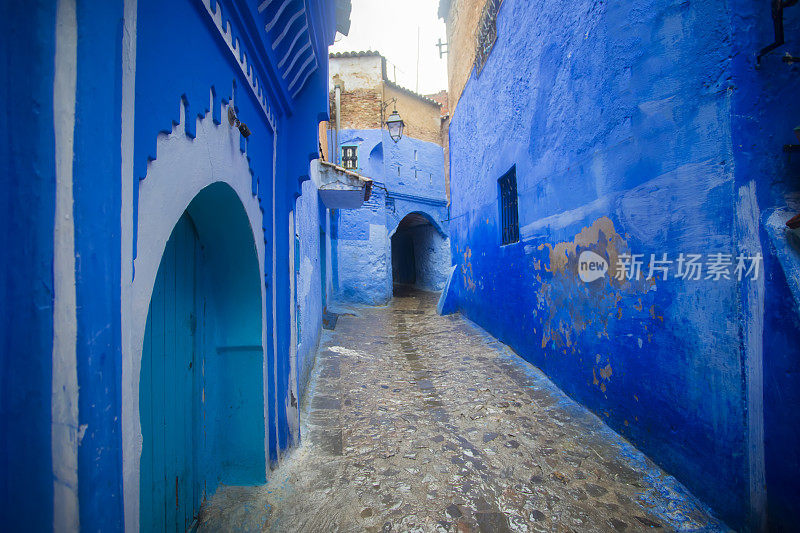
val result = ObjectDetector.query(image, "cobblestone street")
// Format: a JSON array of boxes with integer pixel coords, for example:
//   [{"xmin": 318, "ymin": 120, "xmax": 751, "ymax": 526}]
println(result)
[{"xmin": 199, "ymin": 290, "xmax": 727, "ymax": 532}]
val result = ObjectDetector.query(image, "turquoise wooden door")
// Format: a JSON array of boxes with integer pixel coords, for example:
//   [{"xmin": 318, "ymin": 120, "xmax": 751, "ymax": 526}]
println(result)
[{"xmin": 141, "ymin": 213, "xmax": 202, "ymax": 532}]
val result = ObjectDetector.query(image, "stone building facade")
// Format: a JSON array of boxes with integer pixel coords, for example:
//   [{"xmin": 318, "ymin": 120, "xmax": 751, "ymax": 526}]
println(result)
[{"xmin": 327, "ymin": 52, "xmax": 451, "ymax": 305}]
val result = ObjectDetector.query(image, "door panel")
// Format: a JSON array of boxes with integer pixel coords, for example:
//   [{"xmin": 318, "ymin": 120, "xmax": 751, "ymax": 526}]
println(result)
[{"xmin": 141, "ymin": 213, "xmax": 200, "ymax": 532}]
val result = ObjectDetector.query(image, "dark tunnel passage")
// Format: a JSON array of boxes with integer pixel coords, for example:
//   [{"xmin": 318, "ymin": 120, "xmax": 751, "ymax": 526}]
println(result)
[{"xmin": 390, "ymin": 213, "xmax": 450, "ymax": 295}]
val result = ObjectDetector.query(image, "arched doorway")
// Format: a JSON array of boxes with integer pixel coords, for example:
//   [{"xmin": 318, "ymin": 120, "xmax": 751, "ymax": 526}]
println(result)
[
  {"xmin": 391, "ymin": 212, "xmax": 451, "ymax": 296},
  {"xmin": 139, "ymin": 183, "xmax": 265, "ymax": 531}
]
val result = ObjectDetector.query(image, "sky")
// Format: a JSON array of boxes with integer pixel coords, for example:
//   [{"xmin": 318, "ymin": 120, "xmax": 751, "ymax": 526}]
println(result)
[{"xmin": 329, "ymin": 0, "xmax": 448, "ymax": 95}]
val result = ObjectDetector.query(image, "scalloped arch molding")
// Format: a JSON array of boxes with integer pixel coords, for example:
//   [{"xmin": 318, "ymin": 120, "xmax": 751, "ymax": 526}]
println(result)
[{"xmin": 122, "ymin": 95, "xmax": 269, "ymax": 533}]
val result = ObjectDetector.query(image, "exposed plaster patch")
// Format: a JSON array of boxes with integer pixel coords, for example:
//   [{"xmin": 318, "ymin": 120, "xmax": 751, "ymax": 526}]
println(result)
[
  {"xmin": 538, "ymin": 217, "xmax": 625, "ymax": 278},
  {"xmin": 461, "ymin": 246, "xmax": 476, "ymax": 292},
  {"xmin": 533, "ymin": 216, "xmax": 655, "ymax": 358}
]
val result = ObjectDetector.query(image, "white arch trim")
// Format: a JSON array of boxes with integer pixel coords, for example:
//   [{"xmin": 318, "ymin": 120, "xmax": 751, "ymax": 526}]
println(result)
[{"xmin": 121, "ymin": 98, "xmax": 268, "ymax": 533}]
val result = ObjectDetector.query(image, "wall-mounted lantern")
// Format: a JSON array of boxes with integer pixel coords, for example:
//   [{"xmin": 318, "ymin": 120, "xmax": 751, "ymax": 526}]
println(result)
[{"xmin": 386, "ymin": 109, "xmax": 404, "ymax": 143}]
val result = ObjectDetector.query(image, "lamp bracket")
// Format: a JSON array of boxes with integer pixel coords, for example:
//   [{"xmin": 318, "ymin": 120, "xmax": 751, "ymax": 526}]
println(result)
[{"xmin": 380, "ymin": 97, "xmax": 398, "ymax": 114}]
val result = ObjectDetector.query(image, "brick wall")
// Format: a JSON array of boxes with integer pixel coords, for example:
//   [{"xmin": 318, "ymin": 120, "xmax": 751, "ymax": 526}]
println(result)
[
  {"xmin": 330, "ymin": 88, "xmax": 383, "ymax": 130},
  {"xmin": 384, "ymin": 84, "xmax": 442, "ymax": 146}
]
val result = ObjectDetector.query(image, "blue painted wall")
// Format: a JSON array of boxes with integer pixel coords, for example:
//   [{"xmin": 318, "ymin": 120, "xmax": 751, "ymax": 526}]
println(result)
[
  {"xmin": 402, "ymin": 223, "xmax": 450, "ymax": 291},
  {"xmin": 333, "ymin": 128, "xmax": 451, "ymax": 304},
  {"xmin": 74, "ymin": 3, "xmax": 125, "ymax": 528},
  {"xmin": 728, "ymin": 0, "xmax": 800, "ymax": 529},
  {"xmin": 0, "ymin": 2, "xmax": 58, "ymax": 529},
  {"xmin": 444, "ymin": 0, "xmax": 795, "ymax": 528},
  {"xmin": 295, "ymin": 179, "xmax": 326, "ymax": 400},
  {"xmin": 1, "ymin": 0, "xmax": 340, "ymax": 528},
  {"xmin": 335, "ymin": 186, "xmax": 393, "ymax": 304}
]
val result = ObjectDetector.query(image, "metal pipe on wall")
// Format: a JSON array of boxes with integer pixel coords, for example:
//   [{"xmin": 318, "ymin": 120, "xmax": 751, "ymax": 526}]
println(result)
[{"xmin": 334, "ymin": 84, "xmax": 341, "ymax": 165}]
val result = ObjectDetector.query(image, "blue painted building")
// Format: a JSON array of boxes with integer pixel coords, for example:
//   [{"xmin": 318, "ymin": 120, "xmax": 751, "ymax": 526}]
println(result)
[
  {"xmin": 292, "ymin": 177, "xmax": 332, "ymax": 403},
  {"xmin": 1, "ymin": 0, "xmax": 348, "ymax": 530},
  {"xmin": 440, "ymin": 0, "xmax": 800, "ymax": 529},
  {"xmin": 327, "ymin": 52, "xmax": 451, "ymax": 305}
]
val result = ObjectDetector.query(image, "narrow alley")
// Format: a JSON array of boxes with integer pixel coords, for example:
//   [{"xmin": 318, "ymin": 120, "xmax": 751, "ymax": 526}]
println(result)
[
  {"xmin": 7, "ymin": 0, "xmax": 800, "ymax": 530},
  {"xmin": 198, "ymin": 290, "xmax": 725, "ymax": 532}
]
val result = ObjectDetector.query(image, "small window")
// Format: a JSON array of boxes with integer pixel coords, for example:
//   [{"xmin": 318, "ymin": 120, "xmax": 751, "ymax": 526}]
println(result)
[
  {"xmin": 475, "ymin": 0, "xmax": 501, "ymax": 74},
  {"xmin": 342, "ymin": 145, "xmax": 357, "ymax": 170},
  {"xmin": 498, "ymin": 166, "xmax": 519, "ymax": 245}
]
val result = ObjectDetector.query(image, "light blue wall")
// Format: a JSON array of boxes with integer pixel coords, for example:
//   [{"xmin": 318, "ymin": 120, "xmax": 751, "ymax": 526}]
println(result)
[
  {"xmin": 338, "ymin": 128, "xmax": 447, "ymax": 198},
  {"xmin": 295, "ymin": 179, "xmax": 325, "ymax": 400},
  {"xmin": 335, "ymin": 187, "xmax": 393, "ymax": 304},
  {"xmin": 446, "ymin": 0, "xmax": 759, "ymax": 528},
  {"xmin": 406, "ymin": 224, "xmax": 450, "ymax": 291},
  {"xmin": 333, "ymin": 128, "xmax": 451, "ymax": 304}
]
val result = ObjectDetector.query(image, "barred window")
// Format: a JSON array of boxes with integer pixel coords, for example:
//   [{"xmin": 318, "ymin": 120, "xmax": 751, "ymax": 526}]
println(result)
[
  {"xmin": 475, "ymin": 0, "xmax": 502, "ymax": 75},
  {"xmin": 498, "ymin": 166, "xmax": 519, "ymax": 245},
  {"xmin": 342, "ymin": 145, "xmax": 358, "ymax": 170}
]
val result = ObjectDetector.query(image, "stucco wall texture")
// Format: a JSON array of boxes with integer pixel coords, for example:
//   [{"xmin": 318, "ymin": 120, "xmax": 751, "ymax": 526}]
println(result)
[
  {"xmin": 444, "ymin": 0, "xmax": 800, "ymax": 529},
  {"xmin": 407, "ymin": 224, "xmax": 451, "ymax": 291},
  {"xmin": 728, "ymin": 0, "xmax": 800, "ymax": 527},
  {"xmin": 332, "ymin": 127, "xmax": 450, "ymax": 305},
  {"xmin": 295, "ymin": 179, "xmax": 325, "ymax": 400}
]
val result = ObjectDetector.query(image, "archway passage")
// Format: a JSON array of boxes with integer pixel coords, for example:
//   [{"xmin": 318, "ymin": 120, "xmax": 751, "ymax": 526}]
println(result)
[
  {"xmin": 140, "ymin": 183, "xmax": 265, "ymax": 532},
  {"xmin": 391, "ymin": 212, "xmax": 450, "ymax": 296}
]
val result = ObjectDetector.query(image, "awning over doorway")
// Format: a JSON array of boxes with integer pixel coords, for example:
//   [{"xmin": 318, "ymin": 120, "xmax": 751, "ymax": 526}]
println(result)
[{"xmin": 312, "ymin": 159, "xmax": 373, "ymax": 209}]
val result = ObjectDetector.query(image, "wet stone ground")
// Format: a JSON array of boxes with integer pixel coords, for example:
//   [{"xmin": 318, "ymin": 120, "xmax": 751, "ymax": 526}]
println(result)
[{"xmin": 198, "ymin": 289, "xmax": 728, "ymax": 532}]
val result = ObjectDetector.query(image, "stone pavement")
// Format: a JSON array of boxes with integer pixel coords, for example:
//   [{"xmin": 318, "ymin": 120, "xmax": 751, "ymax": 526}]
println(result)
[{"xmin": 198, "ymin": 289, "xmax": 728, "ymax": 532}]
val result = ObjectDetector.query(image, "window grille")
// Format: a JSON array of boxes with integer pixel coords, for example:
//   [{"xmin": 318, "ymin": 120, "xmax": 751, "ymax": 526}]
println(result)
[
  {"xmin": 342, "ymin": 145, "xmax": 357, "ymax": 170},
  {"xmin": 475, "ymin": 0, "xmax": 502, "ymax": 74},
  {"xmin": 498, "ymin": 166, "xmax": 519, "ymax": 245}
]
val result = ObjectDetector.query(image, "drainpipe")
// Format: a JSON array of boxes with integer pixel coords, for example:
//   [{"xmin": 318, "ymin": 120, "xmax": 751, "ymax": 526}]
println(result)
[{"xmin": 334, "ymin": 84, "xmax": 341, "ymax": 165}]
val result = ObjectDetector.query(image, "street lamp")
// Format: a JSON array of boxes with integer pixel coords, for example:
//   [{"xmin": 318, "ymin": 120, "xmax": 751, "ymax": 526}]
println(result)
[{"xmin": 385, "ymin": 108, "xmax": 404, "ymax": 143}]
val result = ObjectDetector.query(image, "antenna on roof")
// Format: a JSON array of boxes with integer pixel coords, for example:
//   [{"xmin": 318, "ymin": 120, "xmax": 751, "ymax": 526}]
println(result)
[{"xmin": 415, "ymin": 26, "xmax": 420, "ymax": 93}]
